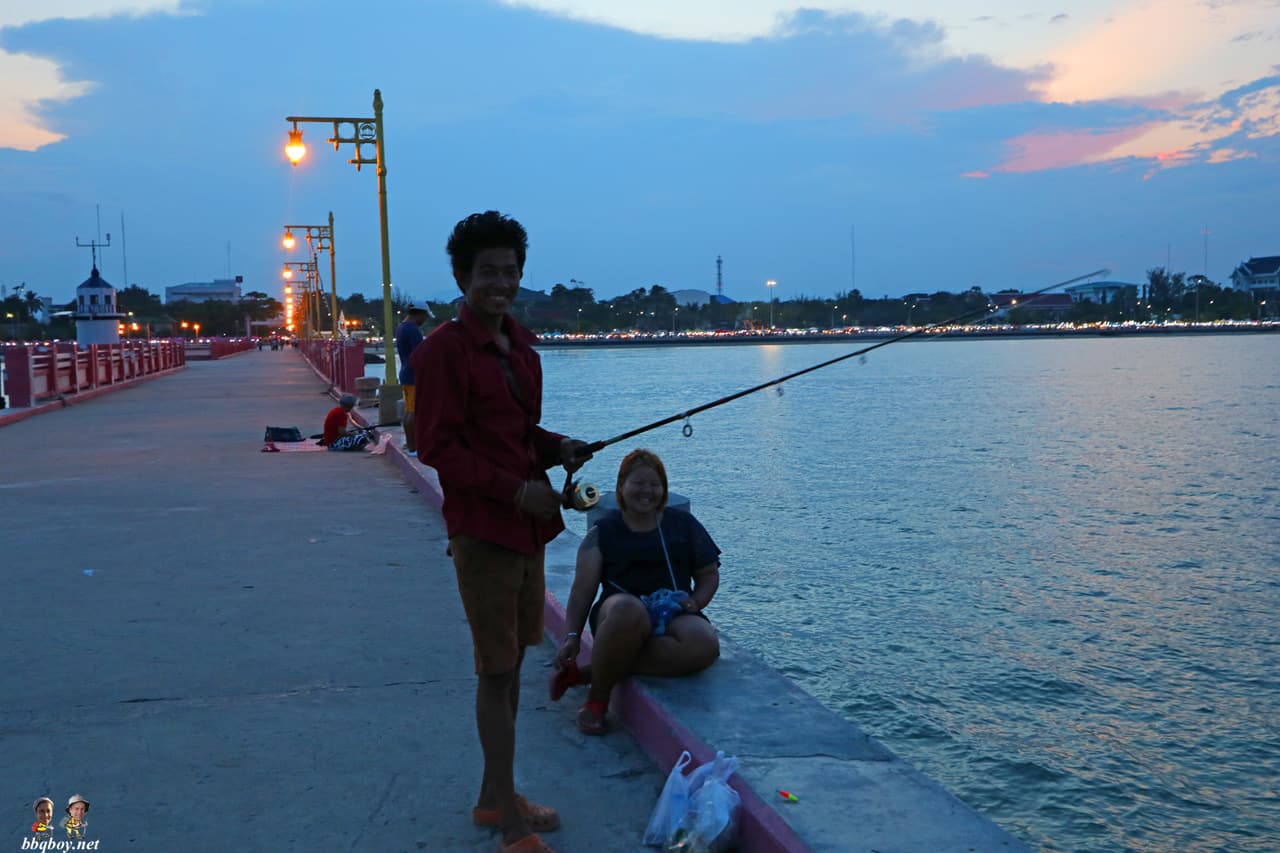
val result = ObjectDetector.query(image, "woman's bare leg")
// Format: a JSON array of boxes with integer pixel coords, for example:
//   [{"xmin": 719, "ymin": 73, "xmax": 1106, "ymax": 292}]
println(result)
[{"xmin": 586, "ymin": 595, "xmax": 650, "ymax": 704}]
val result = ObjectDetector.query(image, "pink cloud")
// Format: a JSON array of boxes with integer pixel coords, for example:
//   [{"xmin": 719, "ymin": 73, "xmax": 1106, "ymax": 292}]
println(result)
[
  {"xmin": 992, "ymin": 124, "xmax": 1153, "ymax": 172},
  {"xmin": 962, "ymin": 170, "xmax": 991, "ymax": 178},
  {"xmin": 1207, "ymin": 147, "xmax": 1255, "ymax": 163}
]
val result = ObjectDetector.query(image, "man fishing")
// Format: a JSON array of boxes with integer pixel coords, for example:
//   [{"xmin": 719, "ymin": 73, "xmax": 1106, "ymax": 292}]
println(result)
[{"xmin": 412, "ymin": 211, "xmax": 591, "ymax": 853}]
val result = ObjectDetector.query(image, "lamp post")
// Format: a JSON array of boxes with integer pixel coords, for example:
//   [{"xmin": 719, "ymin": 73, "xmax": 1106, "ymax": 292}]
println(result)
[
  {"xmin": 285, "ymin": 89, "xmax": 396, "ymax": 419},
  {"xmin": 282, "ymin": 212, "xmax": 338, "ymax": 338},
  {"xmin": 672, "ymin": 306, "xmax": 678, "ymax": 334},
  {"xmin": 283, "ymin": 261, "xmax": 318, "ymax": 337},
  {"xmin": 830, "ymin": 303, "xmax": 838, "ymax": 330},
  {"xmin": 766, "ymin": 279, "xmax": 776, "ymax": 329}
]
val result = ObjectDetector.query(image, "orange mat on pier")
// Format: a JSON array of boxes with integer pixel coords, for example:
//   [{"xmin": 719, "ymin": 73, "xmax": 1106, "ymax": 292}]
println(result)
[{"xmin": 261, "ymin": 434, "xmax": 390, "ymax": 454}]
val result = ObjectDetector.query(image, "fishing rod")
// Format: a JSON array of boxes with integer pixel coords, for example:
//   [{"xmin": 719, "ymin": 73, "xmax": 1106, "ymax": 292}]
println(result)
[
  {"xmin": 308, "ymin": 421, "xmax": 400, "ymax": 440},
  {"xmin": 566, "ymin": 268, "xmax": 1108, "ymax": 480}
]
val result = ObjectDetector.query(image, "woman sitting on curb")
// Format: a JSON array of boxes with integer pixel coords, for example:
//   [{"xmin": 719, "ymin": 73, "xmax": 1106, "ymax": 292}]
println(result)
[{"xmin": 551, "ymin": 448, "xmax": 721, "ymax": 734}]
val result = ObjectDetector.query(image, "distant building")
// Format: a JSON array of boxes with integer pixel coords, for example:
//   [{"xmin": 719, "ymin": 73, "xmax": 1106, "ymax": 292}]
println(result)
[
  {"xmin": 166, "ymin": 278, "xmax": 242, "ymax": 304},
  {"xmin": 988, "ymin": 291, "xmax": 1075, "ymax": 318},
  {"xmin": 1230, "ymin": 256, "xmax": 1280, "ymax": 295},
  {"xmin": 670, "ymin": 289, "xmax": 712, "ymax": 307},
  {"xmin": 1064, "ymin": 281, "xmax": 1137, "ymax": 305}
]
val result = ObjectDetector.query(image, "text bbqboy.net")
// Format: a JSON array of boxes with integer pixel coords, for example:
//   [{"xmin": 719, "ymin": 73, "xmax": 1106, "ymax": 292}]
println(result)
[{"xmin": 21, "ymin": 839, "xmax": 101, "ymax": 851}]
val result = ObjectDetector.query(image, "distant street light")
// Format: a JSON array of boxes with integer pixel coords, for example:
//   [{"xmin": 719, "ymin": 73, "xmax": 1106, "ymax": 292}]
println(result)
[
  {"xmin": 766, "ymin": 279, "xmax": 777, "ymax": 329},
  {"xmin": 282, "ymin": 213, "xmax": 338, "ymax": 338},
  {"xmin": 283, "ymin": 261, "xmax": 319, "ymax": 336}
]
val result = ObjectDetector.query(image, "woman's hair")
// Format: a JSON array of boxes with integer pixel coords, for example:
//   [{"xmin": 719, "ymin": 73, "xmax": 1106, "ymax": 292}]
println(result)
[{"xmin": 615, "ymin": 448, "xmax": 668, "ymax": 512}]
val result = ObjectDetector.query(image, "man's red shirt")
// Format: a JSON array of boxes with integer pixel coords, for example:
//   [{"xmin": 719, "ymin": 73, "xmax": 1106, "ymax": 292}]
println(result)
[
  {"xmin": 412, "ymin": 305, "xmax": 566, "ymax": 554},
  {"xmin": 321, "ymin": 406, "xmax": 348, "ymax": 445}
]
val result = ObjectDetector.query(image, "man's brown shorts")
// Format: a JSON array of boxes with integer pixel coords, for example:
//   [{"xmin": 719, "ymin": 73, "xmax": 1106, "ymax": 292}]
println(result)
[{"xmin": 449, "ymin": 534, "xmax": 545, "ymax": 674}]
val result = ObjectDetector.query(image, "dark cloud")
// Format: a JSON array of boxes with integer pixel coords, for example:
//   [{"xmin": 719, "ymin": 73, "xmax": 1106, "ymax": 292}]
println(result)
[{"xmin": 1050, "ymin": 13, "xmax": 1070, "ymax": 24}]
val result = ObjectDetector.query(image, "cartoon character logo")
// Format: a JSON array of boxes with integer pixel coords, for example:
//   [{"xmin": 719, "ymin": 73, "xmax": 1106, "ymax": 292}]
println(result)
[
  {"xmin": 61, "ymin": 794, "xmax": 90, "ymax": 839},
  {"xmin": 30, "ymin": 797, "xmax": 55, "ymax": 839}
]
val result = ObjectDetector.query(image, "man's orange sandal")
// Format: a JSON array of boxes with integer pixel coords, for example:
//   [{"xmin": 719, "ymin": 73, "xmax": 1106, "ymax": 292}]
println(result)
[
  {"xmin": 473, "ymin": 796, "xmax": 560, "ymax": 833},
  {"xmin": 497, "ymin": 833, "xmax": 555, "ymax": 853}
]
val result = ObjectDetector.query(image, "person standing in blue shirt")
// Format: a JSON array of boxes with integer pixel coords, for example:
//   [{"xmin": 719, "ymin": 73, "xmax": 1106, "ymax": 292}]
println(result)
[{"xmin": 395, "ymin": 302, "xmax": 432, "ymax": 455}]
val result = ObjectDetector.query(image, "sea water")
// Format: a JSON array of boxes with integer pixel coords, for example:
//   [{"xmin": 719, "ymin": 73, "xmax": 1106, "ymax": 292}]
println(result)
[{"xmin": 533, "ymin": 335, "xmax": 1279, "ymax": 853}]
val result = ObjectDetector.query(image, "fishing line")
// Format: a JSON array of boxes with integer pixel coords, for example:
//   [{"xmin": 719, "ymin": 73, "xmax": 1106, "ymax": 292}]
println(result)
[{"xmin": 559, "ymin": 268, "xmax": 1107, "ymax": 509}]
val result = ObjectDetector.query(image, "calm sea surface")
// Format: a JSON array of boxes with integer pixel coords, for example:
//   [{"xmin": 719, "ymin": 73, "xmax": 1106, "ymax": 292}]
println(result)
[{"xmin": 532, "ymin": 335, "xmax": 1278, "ymax": 853}]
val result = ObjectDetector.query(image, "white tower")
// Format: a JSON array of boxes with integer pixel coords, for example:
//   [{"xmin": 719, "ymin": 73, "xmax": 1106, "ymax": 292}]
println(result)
[{"xmin": 74, "ymin": 266, "xmax": 123, "ymax": 346}]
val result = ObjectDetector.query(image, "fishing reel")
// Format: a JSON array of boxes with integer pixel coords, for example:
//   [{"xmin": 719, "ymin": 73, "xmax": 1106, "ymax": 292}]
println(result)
[{"xmin": 562, "ymin": 478, "xmax": 600, "ymax": 512}]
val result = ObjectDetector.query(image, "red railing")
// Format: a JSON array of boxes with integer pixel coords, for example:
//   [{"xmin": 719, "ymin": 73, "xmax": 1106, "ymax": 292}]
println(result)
[
  {"xmin": 184, "ymin": 337, "xmax": 257, "ymax": 360},
  {"xmin": 3, "ymin": 340, "xmax": 186, "ymax": 408},
  {"xmin": 298, "ymin": 338, "xmax": 366, "ymax": 395}
]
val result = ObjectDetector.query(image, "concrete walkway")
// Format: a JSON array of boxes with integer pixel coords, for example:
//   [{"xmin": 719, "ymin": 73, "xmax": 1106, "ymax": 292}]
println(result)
[{"xmin": 1, "ymin": 349, "xmax": 665, "ymax": 852}]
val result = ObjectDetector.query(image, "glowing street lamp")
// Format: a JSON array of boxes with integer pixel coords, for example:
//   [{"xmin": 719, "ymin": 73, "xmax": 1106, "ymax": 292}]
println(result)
[
  {"xmin": 285, "ymin": 128, "xmax": 306, "ymax": 165},
  {"xmin": 766, "ymin": 279, "xmax": 777, "ymax": 329},
  {"xmin": 281, "ymin": 213, "xmax": 338, "ymax": 338},
  {"xmin": 283, "ymin": 261, "xmax": 319, "ymax": 337},
  {"xmin": 284, "ymin": 89, "xmax": 397, "ymax": 420}
]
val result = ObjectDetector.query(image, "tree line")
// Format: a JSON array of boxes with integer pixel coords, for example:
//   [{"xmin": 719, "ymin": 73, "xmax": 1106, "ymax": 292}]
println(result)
[{"xmin": 2, "ymin": 266, "xmax": 1269, "ymax": 341}]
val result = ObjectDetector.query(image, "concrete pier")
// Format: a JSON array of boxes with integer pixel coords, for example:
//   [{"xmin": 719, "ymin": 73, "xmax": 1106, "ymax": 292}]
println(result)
[
  {"xmin": 1, "ymin": 351, "xmax": 664, "ymax": 852},
  {"xmin": 2, "ymin": 348, "xmax": 1033, "ymax": 852}
]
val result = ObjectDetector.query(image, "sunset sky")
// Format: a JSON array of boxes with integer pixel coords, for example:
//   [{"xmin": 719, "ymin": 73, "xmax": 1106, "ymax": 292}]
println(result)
[{"xmin": 1, "ymin": 0, "xmax": 1277, "ymax": 307}]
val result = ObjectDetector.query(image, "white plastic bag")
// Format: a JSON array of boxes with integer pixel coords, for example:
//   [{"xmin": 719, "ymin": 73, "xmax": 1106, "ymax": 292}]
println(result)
[
  {"xmin": 666, "ymin": 751, "xmax": 740, "ymax": 853},
  {"xmin": 643, "ymin": 750, "xmax": 693, "ymax": 847}
]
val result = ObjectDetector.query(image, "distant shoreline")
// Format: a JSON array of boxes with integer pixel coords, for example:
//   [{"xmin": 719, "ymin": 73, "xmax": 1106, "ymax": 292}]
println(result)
[{"xmin": 533, "ymin": 322, "xmax": 1280, "ymax": 349}]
